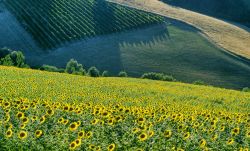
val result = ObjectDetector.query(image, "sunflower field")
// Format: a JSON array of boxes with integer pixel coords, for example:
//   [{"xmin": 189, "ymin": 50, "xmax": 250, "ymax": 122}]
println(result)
[{"xmin": 0, "ymin": 66, "xmax": 249, "ymax": 150}]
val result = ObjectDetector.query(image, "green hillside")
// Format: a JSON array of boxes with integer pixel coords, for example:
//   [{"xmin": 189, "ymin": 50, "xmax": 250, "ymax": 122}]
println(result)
[
  {"xmin": 3, "ymin": 0, "xmax": 163, "ymax": 49},
  {"xmin": 0, "ymin": 66, "xmax": 249, "ymax": 150}
]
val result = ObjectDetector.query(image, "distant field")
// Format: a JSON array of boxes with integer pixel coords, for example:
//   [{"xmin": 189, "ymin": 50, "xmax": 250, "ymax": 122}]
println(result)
[
  {"xmin": 161, "ymin": 0, "xmax": 250, "ymax": 28},
  {"xmin": 108, "ymin": 0, "xmax": 250, "ymax": 59},
  {"xmin": 2, "ymin": 0, "xmax": 163, "ymax": 49},
  {"xmin": 25, "ymin": 21, "xmax": 250, "ymax": 89},
  {"xmin": 1, "ymin": 0, "xmax": 250, "ymax": 89},
  {"xmin": 0, "ymin": 66, "xmax": 249, "ymax": 150}
]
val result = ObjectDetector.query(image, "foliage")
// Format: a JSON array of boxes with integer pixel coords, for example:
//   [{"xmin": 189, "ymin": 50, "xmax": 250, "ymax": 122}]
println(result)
[
  {"xmin": 0, "ymin": 66, "xmax": 249, "ymax": 150},
  {"xmin": 242, "ymin": 87, "xmax": 250, "ymax": 92},
  {"xmin": 193, "ymin": 80, "xmax": 208, "ymax": 86},
  {"xmin": 40, "ymin": 65, "xmax": 64, "ymax": 73},
  {"xmin": 0, "ymin": 51, "xmax": 29, "ymax": 68},
  {"xmin": 0, "ymin": 47, "xmax": 12, "ymax": 58},
  {"xmin": 118, "ymin": 71, "xmax": 128, "ymax": 77},
  {"xmin": 101, "ymin": 70, "xmax": 110, "ymax": 77},
  {"xmin": 65, "ymin": 59, "xmax": 85, "ymax": 75},
  {"xmin": 87, "ymin": 67, "xmax": 100, "ymax": 77},
  {"xmin": 141, "ymin": 72, "xmax": 176, "ymax": 82}
]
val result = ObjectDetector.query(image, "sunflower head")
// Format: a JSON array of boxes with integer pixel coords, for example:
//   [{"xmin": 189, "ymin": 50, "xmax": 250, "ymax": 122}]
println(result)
[
  {"xmin": 108, "ymin": 143, "xmax": 115, "ymax": 151},
  {"xmin": 35, "ymin": 130, "xmax": 43, "ymax": 138},
  {"xmin": 138, "ymin": 132, "xmax": 148, "ymax": 141},
  {"xmin": 5, "ymin": 129, "xmax": 13, "ymax": 138},
  {"xmin": 164, "ymin": 130, "xmax": 172, "ymax": 138},
  {"xmin": 18, "ymin": 131, "xmax": 28, "ymax": 140}
]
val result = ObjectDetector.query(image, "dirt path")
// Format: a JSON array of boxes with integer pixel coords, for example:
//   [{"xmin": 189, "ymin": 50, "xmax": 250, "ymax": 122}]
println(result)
[{"xmin": 108, "ymin": 0, "xmax": 250, "ymax": 59}]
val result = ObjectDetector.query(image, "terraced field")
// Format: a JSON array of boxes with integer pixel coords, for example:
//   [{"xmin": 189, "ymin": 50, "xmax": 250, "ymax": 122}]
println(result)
[
  {"xmin": 3, "ymin": 0, "xmax": 163, "ymax": 49},
  {"xmin": 0, "ymin": 66, "xmax": 249, "ymax": 150}
]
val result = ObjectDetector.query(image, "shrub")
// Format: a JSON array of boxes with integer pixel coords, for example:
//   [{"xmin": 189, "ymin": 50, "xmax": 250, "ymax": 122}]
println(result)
[
  {"xmin": 193, "ymin": 80, "xmax": 207, "ymax": 86},
  {"xmin": 40, "ymin": 65, "xmax": 64, "ymax": 73},
  {"xmin": 88, "ymin": 66, "xmax": 100, "ymax": 77},
  {"xmin": 242, "ymin": 87, "xmax": 250, "ymax": 92},
  {"xmin": 0, "ymin": 51, "xmax": 29, "ymax": 68},
  {"xmin": 118, "ymin": 71, "xmax": 128, "ymax": 77},
  {"xmin": 65, "ymin": 59, "xmax": 86, "ymax": 75},
  {"xmin": 141, "ymin": 72, "xmax": 176, "ymax": 81},
  {"xmin": 102, "ymin": 70, "xmax": 109, "ymax": 77},
  {"xmin": 0, "ymin": 47, "xmax": 12, "ymax": 58}
]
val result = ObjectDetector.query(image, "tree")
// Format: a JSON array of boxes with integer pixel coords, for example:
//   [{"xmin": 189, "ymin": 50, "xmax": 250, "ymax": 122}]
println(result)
[
  {"xmin": 118, "ymin": 71, "xmax": 128, "ymax": 77},
  {"xmin": 40, "ymin": 64, "xmax": 64, "ymax": 73},
  {"xmin": 0, "ymin": 47, "xmax": 12, "ymax": 58},
  {"xmin": 65, "ymin": 59, "xmax": 85, "ymax": 75},
  {"xmin": 0, "ymin": 51, "xmax": 28, "ymax": 68},
  {"xmin": 102, "ymin": 70, "xmax": 109, "ymax": 77},
  {"xmin": 88, "ymin": 66, "xmax": 100, "ymax": 77},
  {"xmin": 141, "ymin": 72, "xmax": 176, "ymax": 81}
]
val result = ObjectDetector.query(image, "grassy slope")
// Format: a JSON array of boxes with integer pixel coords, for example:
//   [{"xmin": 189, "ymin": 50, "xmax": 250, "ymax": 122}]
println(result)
[
  {"xmin": 108, "ymin": 0, "xmax": 250, "ymax": 59},
  {"xmin": 1, "ymin": 2, "xmax": 250, "ymax": 89},
  {"xmin": 0, "ymin": 66, "xmax": 249, "ymax": 113},
  {"xmin": 26, "ymin": 21, "xmax": 250, "ymax": 89}
]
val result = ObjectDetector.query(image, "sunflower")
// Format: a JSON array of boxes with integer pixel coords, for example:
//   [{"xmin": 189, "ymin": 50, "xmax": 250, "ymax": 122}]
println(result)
[
  {"xmin": 78, "ymin": 130, "xmax": 85, "ymax": 138},
  {"xmin": 91, "ymin": 119, "xmax": 99, "ymax": 125},
  {"xmin": 69, "ymin": 141, "xmax": 77, "ymax": 150},
  {"xmin": 22, "ymin": 117, "xmax": 29, "ymax": 124},
  {"xmin": 107, "ymin": 143, "xmax": 115, "ymax": 151},
  {"xmin": 35, "ymin": 130, "xmax": 43, "ymax": 138},
  {"xmin": 39, "ymin": 116, "xmax": 46, "ymax": 124},
  {"xmin": 76, "ymin": 121, "xmax": 81, "ymax": 126},
  {"xmin": 183, "ymin": 132, "xmax": 190, "ymax": 140},
  {"xmin": 231, "ymin": 127, "xmax": 240, "ymax": 136},
  {"xmin": 5, "ymin": 129, "xmax": 13, "ymax": 138},
  {"xmin": 107, "ymin": 118, "xmax": 114, "ymax": 126},
  {"xmin": 246, "ymin": 131, "xmax": 250, "ymax": 138},
  {"xmin": 58, "ymin": 117, "xmax": 64, "ymax": 123},
  {"xmin": 132, "ymin": 128, "xmax": 140, "ymax": 134},
  {"xmin": 20, "ymin": 123, "xmax": 26, "ymax": 129},
  {"xmin": 63, "ymin": 119, "xmax": 69, "ymax": 125},
  {"xmin": 69, "ymin": 122, "xmax": 78, "ymax": 131},
  {"xmin": 148, "ymin": 130, "xmax": 155, "ymax": 137},
  {"xmin": 211, "ymin": 134, "xmax": 218, "ymax": 141},
  {"xmin": 18, "ymin": 131, "xmax": 28, "ymax": 140},
  {"xmin": 16, "ymin": 112, "xmax": 24, "ymax": 119},
  {"xmin": 86, "ymin": 131, "xmax": 93, "ymax": 138},
  {"xmin": 46, "ymin": 109, "xmax": 54, "ymax": 116},
  {"xmin": 226, "ymin": 138, "xmax": 234, "ymax": 145},
  {"xmin": 138, "ymin": 132, "xmax": 148, "ymax": 141},
  {"xmin": 31, "ymin": 116, "xmax": 38, "ymax": 121},
  {"xmin": 164, "ymin": 130, "xmax": 172, "ymax": 138},
  {"xmin": 75, "ymin": 138, "xmax": 81, "ymax": 147},
  {"xmin": 137, "ymin": 117, "xmax": 145, "ymax": 123},
  {"xmin": 199, "ymin": 139, "xmax": 206, "ymax": 148}
]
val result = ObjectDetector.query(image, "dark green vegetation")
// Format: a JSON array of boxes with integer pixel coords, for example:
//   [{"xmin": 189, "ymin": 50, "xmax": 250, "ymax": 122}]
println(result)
[
  {"xmin": 0, "ymin": 48, "xmax": 29, "ymax": 68},
  {"xmin": 142, "ymin": 72, "xmax": 176, "ymax": 82},
  {"xmin": 162, "ymin": 0, "xmax": 250, "ymax": 27},
  {"xmin": 3, "ymin": 0, "xmax": 163, "ymax": 49}
]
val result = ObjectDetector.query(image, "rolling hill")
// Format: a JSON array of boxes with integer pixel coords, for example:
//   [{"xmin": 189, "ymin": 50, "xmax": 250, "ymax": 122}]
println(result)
[
  {"xmin": 0, "ymin": 66, "xmax": 249, "ymax": 150},
  {"xmin": 108, "ymin": 0, "xmax": 250, "ymax": 59},
  {"xmin": 0, "ymin": 0, "xmax": 250, "ymax": 89},
  {"xmin": 161, "ymin": 0, "xmax": 250, "ymax": 28}
]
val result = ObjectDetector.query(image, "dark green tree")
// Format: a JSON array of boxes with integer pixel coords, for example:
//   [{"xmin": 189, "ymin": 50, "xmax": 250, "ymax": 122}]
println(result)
[
  {"xmin": 65, "ymin": 59, "xmax": 85, "ymax": 75},
  {"xmin": 88, "ymin": 66, "xmax": 100, "ymax": 77},
  {"xmin": 118, "ymin": 71, "xmax": 128, "ymax": 77}
]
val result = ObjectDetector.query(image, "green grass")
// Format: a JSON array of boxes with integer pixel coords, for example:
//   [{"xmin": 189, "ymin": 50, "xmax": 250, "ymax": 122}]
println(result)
[{"xmin": 25, "ymin": 20, "xmax": 250, "ymax": 89}]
